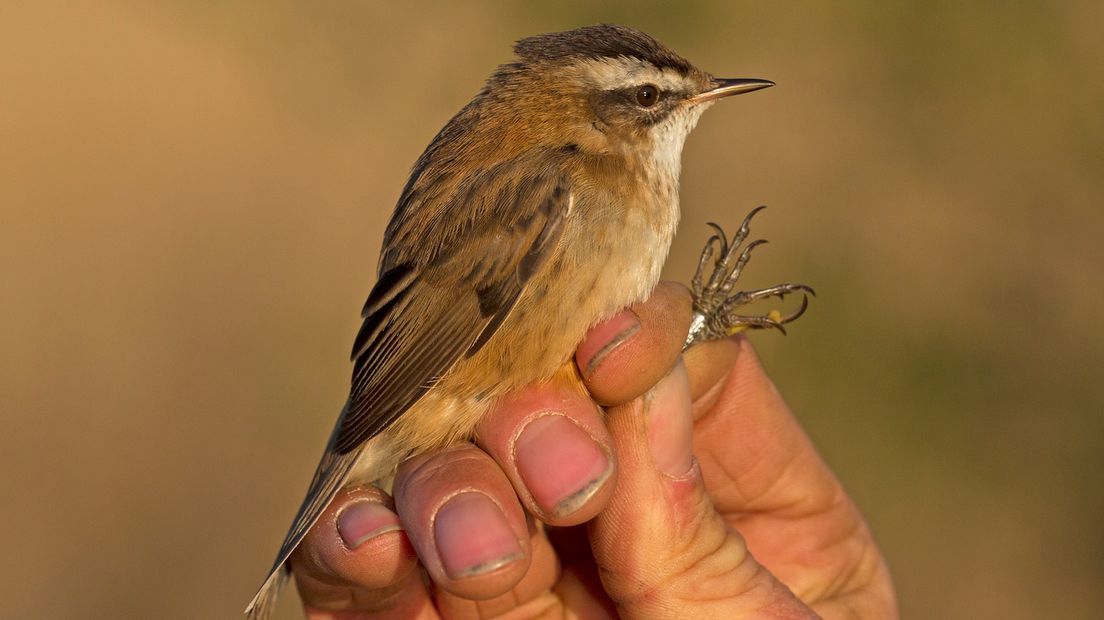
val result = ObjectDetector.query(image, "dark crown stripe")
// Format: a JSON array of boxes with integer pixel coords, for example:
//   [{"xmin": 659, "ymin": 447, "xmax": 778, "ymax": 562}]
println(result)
[{"xmin": 513, "ymin": 24, "xmax": 693, "ymax": 75}]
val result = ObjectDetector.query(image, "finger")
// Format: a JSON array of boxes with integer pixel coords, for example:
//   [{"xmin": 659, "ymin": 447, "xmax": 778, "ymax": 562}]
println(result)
[
  {"xmin": 688, "ymin": 335, "xmax": 839, "ymax": 517},
  {"xmin": 432, "ymin": 516, "xmax": 564, "ymax": 620},
  {"xmin": 290, "ymin": 485, "xmax": 429, "ymax": 617},
  {"xmin": 687, "ymin": 336, "xmax": 897, "ymax": 616},
  {"xmin": 575, "ymin": 281, "xmax": 693, "ymax": 406},
  {"xmin": 474, "ymin": 381, "xmax": 616, "ymax": 526},
  {"xmin": 391, "ymin": 444, "xmax": 531, "ymax": 603},
  {"xmin": 681, "ymin": 331, "xmax": 744, "ymax": 413},
  {"xmin": 590, "ymin": 361, "xmax": 817, "ymax": 618}
]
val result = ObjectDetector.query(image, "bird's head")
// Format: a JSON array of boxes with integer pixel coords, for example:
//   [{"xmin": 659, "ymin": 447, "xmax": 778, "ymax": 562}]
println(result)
[{"xmin": 473, "ymin": 24, "xmax": 773, "ymax": 172}]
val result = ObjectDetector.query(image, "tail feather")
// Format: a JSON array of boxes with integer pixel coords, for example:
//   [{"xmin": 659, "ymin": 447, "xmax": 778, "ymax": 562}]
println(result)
[
  {"xmin": 244, "ymin": 568, "xmax": 289, "ymax": 619},
  {"xmin": 245, "ymin": 434, "xmax": 365, "ymax": 619}
]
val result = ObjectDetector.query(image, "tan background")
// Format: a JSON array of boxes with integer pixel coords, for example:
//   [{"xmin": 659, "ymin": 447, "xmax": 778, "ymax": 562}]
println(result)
[{"xmin": 3, "ymin": 2, "xmax": 1102, "ymax": 618}]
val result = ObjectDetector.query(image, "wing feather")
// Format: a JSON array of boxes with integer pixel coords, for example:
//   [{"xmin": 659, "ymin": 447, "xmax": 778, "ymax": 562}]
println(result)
[
  {"xmin": 333, "ymin": 156, "xmax": 570, "ymax": 454},
  {"xmin": 247, "ymin": 149, "xmax": 571, "ymax": 618}
]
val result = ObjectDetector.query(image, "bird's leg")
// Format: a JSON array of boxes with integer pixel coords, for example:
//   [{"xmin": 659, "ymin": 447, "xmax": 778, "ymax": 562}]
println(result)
[{"xmin": 684, "ymin": 206, "xmax": 815, "ymax": 350}]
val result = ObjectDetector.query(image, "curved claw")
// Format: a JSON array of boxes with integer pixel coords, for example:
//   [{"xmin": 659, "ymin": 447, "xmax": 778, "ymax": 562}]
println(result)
[
  {"xmin": 707, "ymin": 234, "xmax": 725, "ymax": 256},
  {"xmin": 758, "ymin": 314, "xmax": 789, "ymax": 335},
  {"xmin": 777, "ymin": 294, "xmax": 811, "ymax": 324},
  {"xmin": 742, "ymin": 238, "xmax": 769, "ymax": 256},
  {"xmin": 706, "ymin": 222, "xmax": 729, "ymax": 254},
  {"xmin": 738, "ymin": 205, "xmax": 769, "ymax": 234}
]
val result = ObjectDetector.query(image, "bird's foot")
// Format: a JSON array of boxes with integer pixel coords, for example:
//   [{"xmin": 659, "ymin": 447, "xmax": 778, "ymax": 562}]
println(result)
[{"xmin": 684, "ymin": 206, "xmax": 815, "ymax": 350}]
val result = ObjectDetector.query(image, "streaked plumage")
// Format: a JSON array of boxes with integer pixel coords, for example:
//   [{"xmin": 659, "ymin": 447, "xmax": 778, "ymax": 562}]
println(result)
[{"xmin": 247, "ymin": 24, "xmax": 761, "ymax": 618}]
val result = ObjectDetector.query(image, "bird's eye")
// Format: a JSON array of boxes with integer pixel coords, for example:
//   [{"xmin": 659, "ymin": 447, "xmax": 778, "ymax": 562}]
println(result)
[{"xmin": 635, "ymin": 84, "xmax": 660, "ymax": 107}]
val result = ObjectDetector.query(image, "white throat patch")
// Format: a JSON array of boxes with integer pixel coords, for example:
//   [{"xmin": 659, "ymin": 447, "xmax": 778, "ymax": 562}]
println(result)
[{"xmin": 648, "ymin": 104, "xmax": 707, "ymax": 185}]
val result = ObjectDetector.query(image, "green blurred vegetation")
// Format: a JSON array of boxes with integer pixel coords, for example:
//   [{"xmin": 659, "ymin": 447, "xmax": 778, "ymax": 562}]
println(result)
[{"xmin": 2, "ymin": 2, "xmax": 1101, "ymax": 618}]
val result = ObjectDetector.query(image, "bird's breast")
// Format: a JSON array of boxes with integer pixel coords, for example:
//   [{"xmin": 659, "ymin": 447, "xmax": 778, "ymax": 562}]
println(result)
[
  {"xmin": 351, "ymin": 176, "xmax": 680, "ymax": 482},
  {"xmin": 456, "ymin": 179, "xmax": 680, "ymax": 394}
]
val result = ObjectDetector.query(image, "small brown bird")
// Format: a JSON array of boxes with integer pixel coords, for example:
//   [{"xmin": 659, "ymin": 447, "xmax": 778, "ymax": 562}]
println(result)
[{"xmin": 247, "ymin": 24, "xmax": 811, "ymax": 618}]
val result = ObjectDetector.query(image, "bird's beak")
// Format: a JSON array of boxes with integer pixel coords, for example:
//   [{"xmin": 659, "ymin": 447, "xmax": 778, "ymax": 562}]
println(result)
[{"xmin": 688, "ymin": 78, "xmax": 775, "ymax": 105}]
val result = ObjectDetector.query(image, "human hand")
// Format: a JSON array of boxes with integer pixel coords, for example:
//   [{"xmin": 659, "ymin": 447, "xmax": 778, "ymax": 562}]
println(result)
[{"xmin": 289, "ymin": 282, "xmax": 897, "ymax": 618}]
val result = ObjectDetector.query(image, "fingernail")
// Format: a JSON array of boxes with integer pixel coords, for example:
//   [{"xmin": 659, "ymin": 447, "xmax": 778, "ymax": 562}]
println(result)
[
  {"xmin": 514, "ymin": 413, "xmax": 612, "ymax": 517},
  {"xmin": 434, "ymin": 492, "xmax": 523, "ymax": 579},
  {"xmin": 576, "ymin": 310, "xmax": 640, "ymax": 377},
  {"xmin": 337, "ymin": 500, "xmax": 403, "ymax": 550},
  {"xmin": 646, "ymin": 361, "xmax": 694, "ymax": 477}
]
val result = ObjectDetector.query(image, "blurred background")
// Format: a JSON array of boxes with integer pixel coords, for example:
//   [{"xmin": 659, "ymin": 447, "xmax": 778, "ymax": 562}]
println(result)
[{"xmin": 3, "ymin": 2, "xmax": 1102, "ymax": 618}]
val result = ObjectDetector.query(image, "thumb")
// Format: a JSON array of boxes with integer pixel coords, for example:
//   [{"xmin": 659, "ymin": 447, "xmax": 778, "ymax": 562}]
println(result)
[{"xmin": 590, "ymin": 360, "xmax": 816, "ymax": 619}]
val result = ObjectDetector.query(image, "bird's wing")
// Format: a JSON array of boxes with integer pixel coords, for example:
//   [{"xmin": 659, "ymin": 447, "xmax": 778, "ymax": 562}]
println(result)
[
  {"xmin": 246, "ymin": 153, "xmax": 571, "ymax": 619},
  {"xmin": 336, "ymin": 157, "xmax": 570, "ymax": 452}
]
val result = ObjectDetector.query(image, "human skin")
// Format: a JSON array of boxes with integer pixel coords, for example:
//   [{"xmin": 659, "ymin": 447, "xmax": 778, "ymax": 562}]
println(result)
[{"xmin": 288, "ymin": 282, "xmax": 897, "ymax": 619}]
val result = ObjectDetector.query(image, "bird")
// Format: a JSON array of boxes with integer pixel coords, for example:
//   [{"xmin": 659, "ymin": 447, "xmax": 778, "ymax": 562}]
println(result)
[{"xmin": 246, "ymin": 24, "xmax": 812, "ymax": 618}]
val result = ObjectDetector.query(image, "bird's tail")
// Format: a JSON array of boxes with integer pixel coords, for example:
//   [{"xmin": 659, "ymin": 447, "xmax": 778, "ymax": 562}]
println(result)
[
  {"xmin": 244, "ymin": 568, "xmax": 289, "ymax": 619},
  {"xmin": 244, "ymin": 434, "xmax": 366, "ymax": 619}
]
